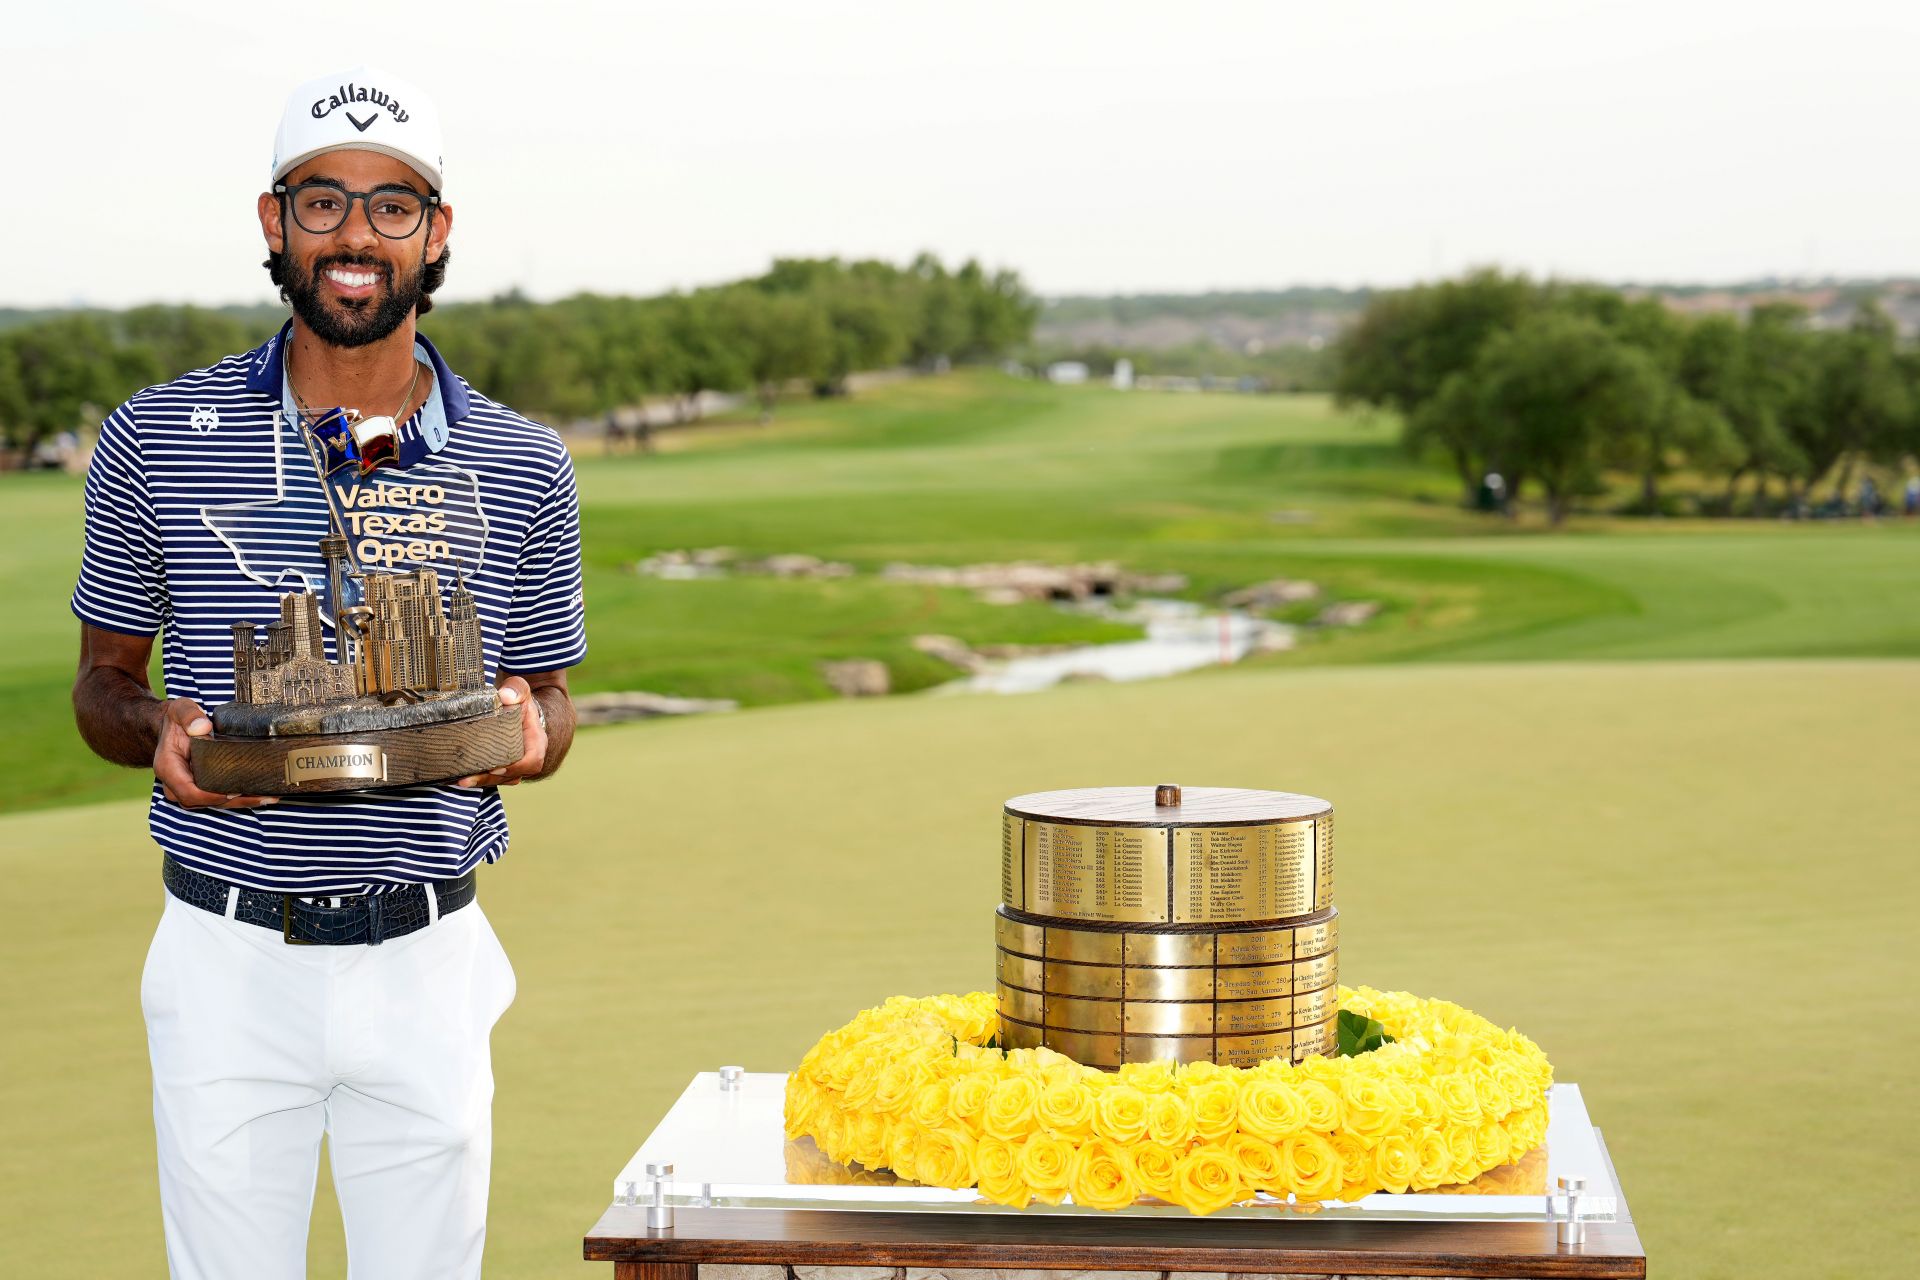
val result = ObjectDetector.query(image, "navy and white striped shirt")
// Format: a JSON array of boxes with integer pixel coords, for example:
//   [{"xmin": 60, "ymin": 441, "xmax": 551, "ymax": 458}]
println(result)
[{"xmin": 72, "ymin": 322, "xmax": 587, "ymax": 894}]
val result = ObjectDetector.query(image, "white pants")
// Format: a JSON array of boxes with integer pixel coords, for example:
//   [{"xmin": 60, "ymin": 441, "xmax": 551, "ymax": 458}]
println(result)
[{"xmin": 141, "ymin": 890, "xmax": 517, "ymax": 1280}]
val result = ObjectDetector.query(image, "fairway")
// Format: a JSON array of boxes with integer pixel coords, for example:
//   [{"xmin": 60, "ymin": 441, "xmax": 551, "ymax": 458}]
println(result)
[
  {"xmin": 7, "ymin": 373, "xmax": 1919, "ymax": 814},
  {"xmin": 2, "ymin": 659, "xmax": 1915, "ymax": 1278},
  {"xmin": 6, "ymin": 373, "xmax": 1918, "ymax": 1279}
]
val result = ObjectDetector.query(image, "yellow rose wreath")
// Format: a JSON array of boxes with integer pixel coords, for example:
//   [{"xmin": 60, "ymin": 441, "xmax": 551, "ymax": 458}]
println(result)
[{"xmin": 783, "ymin": 986, "xmax": 1552, "ymax": 1214}]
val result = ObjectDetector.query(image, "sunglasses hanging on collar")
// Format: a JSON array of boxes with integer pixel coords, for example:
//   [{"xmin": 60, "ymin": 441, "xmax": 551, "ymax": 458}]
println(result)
[{"xmin": 308, "ymin": 406, "xmax": 400, "ymax": 477}]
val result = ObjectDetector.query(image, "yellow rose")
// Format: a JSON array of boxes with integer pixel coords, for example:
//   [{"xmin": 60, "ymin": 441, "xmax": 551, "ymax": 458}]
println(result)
[
  {"xmin": 885, "ymin": 1118, "xmax": 919, "ymax": 1178},
  {"xmin": 1172, "ymin": 1143, "xmax": 1244, "ymax": 1215},
  {"xmin": 1280, "ymin": 1131, "xmax": 1343, "ymax": 1201},
  {"xmin": 1413, "ymin": 1129, "xmax": 1452, "ymax": 1190},
  {"xmin": 983, "ymin": 1075, "xmax": 1040, "ymax": 1140},
  {"xmin": 1189, "ymin": 1079, "xmax": 1240, "ymax": 1140},
  {"xmin": 1295, "ymin": 1078, "xmax": 1344, "ymax": 1131},
  {"xmin": 842, "ymin": 1067, "xmax": 881, "ymax": 1111},
  {"xmin": 974, "ymin": 1135, "xmax": 1031, "ymax": 1208},
  {"xmin": 1228, "ymin": 1134, "xmax": 1284, "ymax": 1195},
  {"xmin": 1016, "ymin": 1132, "xmax": 1075, "ymax": 1192},
  {"xmin": 1069, "ymin": 1138, "xmax": 1140, "ymax": 1211},
  {"xmin": 1237, "ymin": 1077, "xmax": 1308, "ymax": 1142},
  {"xmin": 849, "ymin": 1111, "xmax": 888, "ymax": 1170},
  {"xmin": 1446, "ymin": 1125, "xmax": 1478, "ymax": 1183},
  {"xmin": 1328, "ymin": 1132, "xmax": 1372, "ymax": 1196},
  {"xmin": 1435, "ymin": 1075, "xmax": 1481, "ymax": 1126},
  {"xmin": 1036, "ymin": 1075, "xmax": 1097, "ymax": 1138},
  {"xmin": 1129, "ymin": 1140, "xmax": 1180, "ymax": 1199},
  {"xmin": 909, "ymin": 1077, "xmax": 953, "ymax": 1130},
  {"xmin": 872, "ymin": 1062, "xmax": 923, "ymax": 1114},
  {"xmin": 1093, "ymin": 1084, "xmax": 1150, "ymax": 1144},
  {"xmin": 913, "ymin": 1127, "xmax": 977, "ymax": 1189},
  {"xmin": 1118, "ymin": 1060, "xmax": 1176, "ymax": 1093},
  {"xmin": 1473, "ymin": 1119, "xmax": 1510, "ymax": 1171},
  {"xmin": 947, "ymin": 1072, "xmax": 996, "ymax": 1127},
  {"xmin": 1145, "ymin": 1090, "xmax": 1195, "ymax": 1147},
  {"xmin": 1338, "ymin": 1076, "xmax": 1403, "ymax": 1146},
  {"xmin": 1370, "ymin": 1133, "xmax": 1419, "ymax": 1193}
]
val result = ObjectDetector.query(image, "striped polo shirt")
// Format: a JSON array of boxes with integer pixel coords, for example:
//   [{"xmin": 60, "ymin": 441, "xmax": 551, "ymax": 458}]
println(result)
[{"xmin": 72, "ymin": 321, "xmax": 587, "ymax": 895}]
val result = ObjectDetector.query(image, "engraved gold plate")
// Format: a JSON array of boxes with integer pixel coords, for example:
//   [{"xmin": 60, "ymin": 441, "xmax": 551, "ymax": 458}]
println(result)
[
  {"xmin": 1122, "ymin": 1034, "xmax": 1212, "ymax": 1065},
  {"xmin": 1292, "ymin": 953, "xmax": 1337, "ymax": 993},
  {"xmin": 1216, "ymin": 926, "xmax": 1293, "ymax": 967},
  {"xmin": 997, "ymin": 982, "xmax": 1045, "ymax": 1025},
  {"xmin": 1214, "ymin": 962, "xmax": 1293, "ymax": 1001},
  {"xmin": 1046, "ymin": 994, "xmax": 1123, "ymax": 1034},
  {"xmin": 1293, "ymin": 1016, "xmax": 1337, "ymax": 1061},
  {"xmin": 1001, "ymin": 812, "xmax": 1023, "ymax": 909},
  {"xmin": 994, "ymin": 910, "xmax": 1045, "ymax": 958},
  {"xmin": 996, "ymin": 950, "xmax": 1044, "ymax": 992},
  {"xmin": 1172, "ymin": 820, "xmax": 1317, "ymax": 924},
  {"xmin": 1314, "ymin": 814, "xmax": 1334, "ymax": 912},
  {"xmin": 1292, "ymin": 984, "xmax": 1337, "ymax": 1026},
  {"xmin": 1218, "ymin": 1030, "xmax": 1293, "ymax": 1068},
  {"xmin": 1043, "ymin": 926, "xmax": 1124, "ymax": 966},
  {"xmin": 1126, "ymin": 966, "xmax": 1214, "ymax": 1001},
  {"xmin": 1212, "ymin": 995, "xmax": 1297, "ymax": 1034},
  {"xmin": 1022, "ymin": 821, "xmax": 1171, "ymax": 924},
  {"xmin": 999, "ymin": 1016, "xmax": 1044, "ymax": 1050},
  {"xmin": 1040, "ymin": 960, "xmax": 1125, "ymax": 1000},
  {"xmin": 1045, "ymin": 1028, "xmax": 1123, "ymax": 1068},
  {"xmin": 1124, "ymin": 1001, "xmax": 1215, "ymax": 1036},
  {"xmin": 1293, "ymin": 912, "xmax": 1337, "ymax": 959},
  {"xmin": 1122, "ymin": 931, "xmax": 1215, "ymax": 967},
  {"xmin": 284, "ymin": 743, "xmax": 387, "ymax": 787}
]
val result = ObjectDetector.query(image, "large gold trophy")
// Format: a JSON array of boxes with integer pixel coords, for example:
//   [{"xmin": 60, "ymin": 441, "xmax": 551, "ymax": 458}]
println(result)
[{"xmin": 996, "ymin": 784, "xmax": 1338, "ymax": 1066}]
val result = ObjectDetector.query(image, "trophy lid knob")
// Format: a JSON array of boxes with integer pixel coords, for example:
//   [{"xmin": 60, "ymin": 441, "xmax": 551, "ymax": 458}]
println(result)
[
  {"xmin": 645, "ymin": 1161, "xmax": 673, "ymax": 1179},
  {"xmin": 1154, "ymin": 783, "xmax": 1182, "ymax": 807}
]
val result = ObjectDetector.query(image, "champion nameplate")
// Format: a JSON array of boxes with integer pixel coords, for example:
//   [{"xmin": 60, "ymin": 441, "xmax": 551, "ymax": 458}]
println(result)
[{"xmin": 285, "ymin": 744, "xmax": 388, "ymax": 787}]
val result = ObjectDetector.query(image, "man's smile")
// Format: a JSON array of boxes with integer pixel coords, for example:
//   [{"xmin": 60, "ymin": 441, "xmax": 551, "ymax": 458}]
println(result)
[{"xmin": 323, "ymin": 265, "xmax": 385, "ymax": 299}]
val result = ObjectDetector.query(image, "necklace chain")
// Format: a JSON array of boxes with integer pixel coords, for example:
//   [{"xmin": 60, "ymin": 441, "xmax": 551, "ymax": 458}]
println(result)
[{"xmin": 289, "ymin": 350, "xmax": 423, "ymax": 426}]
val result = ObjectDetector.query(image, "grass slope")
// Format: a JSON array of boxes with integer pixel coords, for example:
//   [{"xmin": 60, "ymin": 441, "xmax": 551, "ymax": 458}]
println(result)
[
  {"xmin": 2, "ymin": 660, "xmax": 1914, "ymax": 1278},
  {"xmin": 9, "ymin": 373, "xmax": 1917, "ymax": 815}
]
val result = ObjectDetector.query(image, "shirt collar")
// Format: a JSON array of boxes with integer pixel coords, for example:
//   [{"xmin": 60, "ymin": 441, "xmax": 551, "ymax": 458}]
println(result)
[{"xmin": 244, "ymin": 318, "xmax": 473, "ymax": 426}]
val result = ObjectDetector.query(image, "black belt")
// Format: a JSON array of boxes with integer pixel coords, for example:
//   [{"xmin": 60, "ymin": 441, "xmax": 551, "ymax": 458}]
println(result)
[{"xmin": 162, "ymin": 856, "xmax": 477, "ymax": 946}]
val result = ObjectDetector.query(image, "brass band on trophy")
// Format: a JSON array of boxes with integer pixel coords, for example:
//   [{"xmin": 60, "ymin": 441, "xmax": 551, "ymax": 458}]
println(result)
[
  {"xmin": 1001, "ymin": 788, "xmax": 1334, "ymax": 925},
  {"xmin": 994, "ymin": 784, "xmax": 1341, "ymax": 1067}
]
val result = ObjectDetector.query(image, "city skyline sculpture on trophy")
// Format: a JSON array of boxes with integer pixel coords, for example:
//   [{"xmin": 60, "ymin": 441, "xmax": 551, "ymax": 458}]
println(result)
[{"xmin": 187, "ymin": 404, "xmax": 523, "ymax": 795}]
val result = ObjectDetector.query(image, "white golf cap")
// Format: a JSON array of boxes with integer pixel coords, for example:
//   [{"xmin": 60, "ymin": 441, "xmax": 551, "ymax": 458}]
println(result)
[{"xmin": 271, "ymin": 67, "xmax": 445, "ymax": 192}]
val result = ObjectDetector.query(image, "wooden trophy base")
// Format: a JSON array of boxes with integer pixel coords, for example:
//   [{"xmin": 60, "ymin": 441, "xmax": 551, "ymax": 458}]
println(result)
[{"xmin": 191, "ymin": 700, "xmax": 524, "ymax": 796}]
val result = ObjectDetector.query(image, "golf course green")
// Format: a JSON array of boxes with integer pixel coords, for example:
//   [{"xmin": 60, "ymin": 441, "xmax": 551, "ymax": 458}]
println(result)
[{"xmin": 3, "ymin": 372, "xmax": 1915, "ymax": 1277}]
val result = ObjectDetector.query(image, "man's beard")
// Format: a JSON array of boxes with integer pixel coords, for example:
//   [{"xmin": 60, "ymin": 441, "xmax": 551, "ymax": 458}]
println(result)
[{"xmin": 283, "ymin": 249, "xmax": 425, "ymax": 349}]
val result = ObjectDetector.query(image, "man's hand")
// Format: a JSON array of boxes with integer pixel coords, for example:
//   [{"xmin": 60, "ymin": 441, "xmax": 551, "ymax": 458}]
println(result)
[
  {"xmin": 156, "ymin": 697, "xmax": 278, "ymax": 809},
  {"xmin": 455, "ymin": 677, "xmax": 547, "ymax": 788}
]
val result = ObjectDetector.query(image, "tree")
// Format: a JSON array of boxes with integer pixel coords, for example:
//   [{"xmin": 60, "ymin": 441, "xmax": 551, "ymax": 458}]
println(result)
[
  {"xmin": 1454, "ymin": 313, "xmax": 1673, "ymax": 525},
  {"xmin": 713, "ymin": 288, "xmax": 833, "ymax": 420},
  {"xmin": 0, "ymin": 315, "xmax": 159, "ymax": 455},
  {"xmin": 1677, "ymin": 311, "xmax": 1805, "ymax": 513},
  {"xmin": 1787, "ymin": 306, "xmax": 1909, "ymax": 504},
  {"xmin": 1334, "ymin": 268, "xmax": 1539, "ymax": 502}
]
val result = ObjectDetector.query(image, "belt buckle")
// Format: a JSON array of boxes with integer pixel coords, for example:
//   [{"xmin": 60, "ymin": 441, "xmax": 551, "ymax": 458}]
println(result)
[{"xmin": 282, "ymin": 896, "xmax": 316, "ymax": 945}]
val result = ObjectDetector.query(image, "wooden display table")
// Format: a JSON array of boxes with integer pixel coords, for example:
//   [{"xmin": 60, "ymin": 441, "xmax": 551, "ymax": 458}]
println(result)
[
  {"xmin": 583, "ymin": 1200, "xmax": 1645, "ymax": 1278},
  {"xmin": 583, "ymin": 1074, "xmax": 1644, "ymax": 1279}
]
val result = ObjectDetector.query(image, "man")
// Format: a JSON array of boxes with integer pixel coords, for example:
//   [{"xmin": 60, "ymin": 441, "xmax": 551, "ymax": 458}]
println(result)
[{"xmin": 69, "ymin": 67, "xmax": 585, "ymax": 1279}]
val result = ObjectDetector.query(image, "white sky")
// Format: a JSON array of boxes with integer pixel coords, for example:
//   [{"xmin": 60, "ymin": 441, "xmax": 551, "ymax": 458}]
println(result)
[{"xmin": 8, "ymin": 1, "xmax": 1920, "ymax": 307}]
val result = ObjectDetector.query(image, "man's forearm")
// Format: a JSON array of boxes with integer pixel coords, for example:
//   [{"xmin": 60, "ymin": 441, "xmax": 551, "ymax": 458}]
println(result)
[
  {"xmin": 529, "ymin": 684, "xmax": 576, "ymax": 781},
  {"xmin": 74, "ymin": 665, "xmax": 168, "ymax": 768}
]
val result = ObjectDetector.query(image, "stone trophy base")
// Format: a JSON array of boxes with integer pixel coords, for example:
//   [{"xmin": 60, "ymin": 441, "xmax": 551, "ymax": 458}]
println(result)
[{"xmin": 191, "ymin": 689, "xmax": 523, "ymax": 795}]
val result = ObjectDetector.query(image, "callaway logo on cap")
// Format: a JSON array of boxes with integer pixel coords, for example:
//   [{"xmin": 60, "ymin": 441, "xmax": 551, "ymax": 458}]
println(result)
[{"xmin": 272, "ymin": 66, "xmax": 446, "ymax": 192}]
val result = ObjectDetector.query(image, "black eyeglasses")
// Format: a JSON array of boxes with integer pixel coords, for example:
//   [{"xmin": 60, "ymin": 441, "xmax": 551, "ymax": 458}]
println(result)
[{"xmin": 274, "ymin": 181, "xmax": 440, "ymax": 239}]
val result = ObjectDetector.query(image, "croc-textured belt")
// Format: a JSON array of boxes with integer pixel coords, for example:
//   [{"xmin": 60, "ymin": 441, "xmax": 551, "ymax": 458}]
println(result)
[{"xmin": 162, "ymin": 855, "xmax": 476, "ymax": 946}]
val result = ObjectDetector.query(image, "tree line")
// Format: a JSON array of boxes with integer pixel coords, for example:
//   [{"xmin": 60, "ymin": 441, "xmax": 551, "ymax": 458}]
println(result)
[
  {"xmin": 1333, "ymin": 269, "xmax": 1920, "ymax": 521},
  {"xmin": 0, "ymin": 253, "xmax": 1036, "ymax": 457}
]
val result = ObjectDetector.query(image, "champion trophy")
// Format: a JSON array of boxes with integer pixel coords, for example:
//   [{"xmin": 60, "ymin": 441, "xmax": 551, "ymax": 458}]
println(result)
[{"xmin": 188, "ymin": 405, "xmax": 523, "ymax": 795}]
